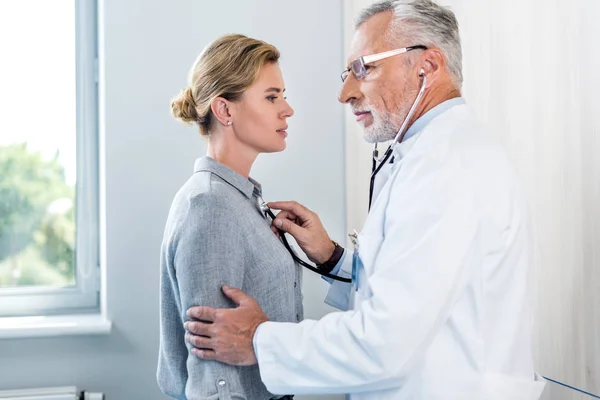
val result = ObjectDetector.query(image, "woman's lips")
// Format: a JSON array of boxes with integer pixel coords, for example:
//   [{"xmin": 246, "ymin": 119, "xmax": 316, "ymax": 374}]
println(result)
[{"xmin": 277, "ymin": 126, "xmax": 288, "ymax": 138}]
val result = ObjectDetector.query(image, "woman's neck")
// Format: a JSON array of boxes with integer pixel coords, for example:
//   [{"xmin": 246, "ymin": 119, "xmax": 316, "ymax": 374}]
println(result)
[{"xmin": 207, "ymin": 136, "xmax": 257, "ymax": 178}]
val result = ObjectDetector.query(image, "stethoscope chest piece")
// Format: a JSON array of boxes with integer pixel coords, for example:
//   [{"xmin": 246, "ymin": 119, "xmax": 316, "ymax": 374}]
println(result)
[{"xmin": 255, "ymin": 195, "xmax": 351, "ymax": 283}]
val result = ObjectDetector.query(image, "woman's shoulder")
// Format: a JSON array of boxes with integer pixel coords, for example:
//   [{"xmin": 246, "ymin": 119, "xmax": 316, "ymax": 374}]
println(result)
[
  {"xmin": 172, "ymin": 172, "xmax": 251, "ymax": 221},
  {"xmin": 176, "ymin": 177, "xmax": 231, "ymax": 210}
]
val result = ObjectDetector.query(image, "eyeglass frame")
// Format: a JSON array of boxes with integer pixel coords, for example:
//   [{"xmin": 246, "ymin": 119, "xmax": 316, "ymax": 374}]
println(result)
[{"xmin": 341, "ymin": 45, "xmax": 428, "ymax": 82}]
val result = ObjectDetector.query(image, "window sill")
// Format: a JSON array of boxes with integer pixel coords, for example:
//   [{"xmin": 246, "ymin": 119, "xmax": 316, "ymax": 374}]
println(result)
[{"xmin": 0, "ymin": 314, "xmax": 112, "ymax": 339}]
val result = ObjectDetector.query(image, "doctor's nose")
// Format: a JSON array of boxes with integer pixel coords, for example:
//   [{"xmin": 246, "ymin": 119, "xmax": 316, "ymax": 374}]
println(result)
[{"xmin": 339, "ymin": 75, "xmax": 361, "ymax": 104}]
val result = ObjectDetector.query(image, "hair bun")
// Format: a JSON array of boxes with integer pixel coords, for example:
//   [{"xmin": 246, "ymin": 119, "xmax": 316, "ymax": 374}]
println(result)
[{"xmin": 171, "ymin": 87, "xmax": 198, "ymax": 124}]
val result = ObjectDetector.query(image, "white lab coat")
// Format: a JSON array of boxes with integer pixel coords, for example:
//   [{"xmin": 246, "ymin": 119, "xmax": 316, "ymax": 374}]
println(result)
[{"xmin": 255, "ymin": 104, "xmax": 546, "ymax": 399}]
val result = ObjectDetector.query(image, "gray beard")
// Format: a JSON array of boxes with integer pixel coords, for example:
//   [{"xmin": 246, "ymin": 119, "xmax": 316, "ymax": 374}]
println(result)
[
  {"xmin": 362, "ymin": 85, "xmax": 419, "ymax": 143},
  {"xmin": 363, "ymin": 106, "xmax": 409, "ymax": 144}
]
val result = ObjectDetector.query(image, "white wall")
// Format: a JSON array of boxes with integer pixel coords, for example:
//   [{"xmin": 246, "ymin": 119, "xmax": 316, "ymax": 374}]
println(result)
[{"xmin": 0, "ymin": 1, "xmax": 345, "ymax": 399}]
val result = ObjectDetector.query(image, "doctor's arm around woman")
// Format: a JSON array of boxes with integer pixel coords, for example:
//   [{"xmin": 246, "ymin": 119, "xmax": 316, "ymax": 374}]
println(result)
[{"xmin": 156, "ymin": 34, "xmax": 299, "ymax": 400}]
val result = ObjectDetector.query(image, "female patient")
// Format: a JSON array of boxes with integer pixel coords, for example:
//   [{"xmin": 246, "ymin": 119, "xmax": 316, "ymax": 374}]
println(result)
[{"xmin": 157, "ymin": 34, "xmax": 300, "ymax": 400}]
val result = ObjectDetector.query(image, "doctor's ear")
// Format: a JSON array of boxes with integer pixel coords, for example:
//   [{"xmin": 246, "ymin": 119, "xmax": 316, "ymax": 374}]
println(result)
[
  {"xmin": 210, "ymin": 97, "xmax": 233, "ymax": 127},
  {"xmin": 419, "ymin": 48, "xmax": 446, "ymax": 81}
]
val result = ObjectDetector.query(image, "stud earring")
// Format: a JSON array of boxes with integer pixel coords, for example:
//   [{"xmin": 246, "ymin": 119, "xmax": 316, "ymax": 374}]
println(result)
[{"xmin": 227, "ymin": 121, "xmax": 232, "ymax": 126}]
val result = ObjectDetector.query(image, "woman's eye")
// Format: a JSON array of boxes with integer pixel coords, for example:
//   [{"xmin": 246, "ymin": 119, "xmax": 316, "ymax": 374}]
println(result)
[{"xmin": 267, "ymin": 96, "xmax": 277, "ymax": 102}]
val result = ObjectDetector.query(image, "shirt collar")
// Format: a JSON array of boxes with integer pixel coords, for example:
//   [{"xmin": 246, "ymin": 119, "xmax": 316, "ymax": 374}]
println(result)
[
  {"xmin": 389, "ymin": 97, "xmax": 466, "ymax": 161},
  {"xmin": 403, "ymin": 96, "xmax": 466, "ymax": 143},
  {"xmin": 193, "ymin": 156, "xmax": 262, "ymax": 199}
]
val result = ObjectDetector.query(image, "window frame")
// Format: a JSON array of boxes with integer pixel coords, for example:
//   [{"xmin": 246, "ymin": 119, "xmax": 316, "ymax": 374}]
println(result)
[{"xmin": 0, "ymin": 0, "xmax": 100, "ymax": 317}]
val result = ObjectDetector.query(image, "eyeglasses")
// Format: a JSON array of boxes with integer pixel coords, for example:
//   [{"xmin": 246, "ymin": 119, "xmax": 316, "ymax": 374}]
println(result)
[{"xmin": 341, "ymin": 45, "xmax": 428, "ymax": 82}]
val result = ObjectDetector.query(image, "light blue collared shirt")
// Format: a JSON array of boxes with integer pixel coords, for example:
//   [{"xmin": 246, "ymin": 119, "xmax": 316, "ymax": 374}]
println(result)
[{"xmin": 402, "ymin": 96, "xmax": 465, "ymax": 144}]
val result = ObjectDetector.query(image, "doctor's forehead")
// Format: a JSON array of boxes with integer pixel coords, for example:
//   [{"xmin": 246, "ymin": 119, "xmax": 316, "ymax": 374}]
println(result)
[{"xmin": 346, "ymin": 11, "xmax": 394, "ymax": 64}]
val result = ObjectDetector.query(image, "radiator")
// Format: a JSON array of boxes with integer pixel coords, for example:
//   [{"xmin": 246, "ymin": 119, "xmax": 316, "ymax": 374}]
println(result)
[{"xmin": 0, "ymin": 387, "xmax": 103, "ymax": 400}]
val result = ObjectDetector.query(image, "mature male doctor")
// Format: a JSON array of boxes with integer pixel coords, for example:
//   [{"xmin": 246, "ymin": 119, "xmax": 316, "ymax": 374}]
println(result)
[{"xmin": 184, "ymin": 1, "xmax": 546, "ymax": 398}]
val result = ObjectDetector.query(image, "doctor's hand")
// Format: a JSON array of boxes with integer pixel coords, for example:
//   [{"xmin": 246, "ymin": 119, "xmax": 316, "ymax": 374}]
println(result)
[
  {"xmin": 268, "ymin": 201, "xmax": 336, "ymax": 264},
  {"xmin": 184, "ymin": 285, "xmax": 267, "ymax": 366}
]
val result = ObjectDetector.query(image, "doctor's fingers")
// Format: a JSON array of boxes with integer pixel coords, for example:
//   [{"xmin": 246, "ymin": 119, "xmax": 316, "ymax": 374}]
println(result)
[
  {"xmin": 184, "ymin": 320, "xmax": 214, "ymax": 337},
  {"xmin": 270, "ymin": 225, "xmax": 281, "ymax": 238},
  {"xmin": 273, "ymin": 210, "xmax": 302, "ymax": 227},
  {"xmin": 268, "ymin": 201, "xmax": 313, "ymax": 222},
  {"xmin": 273, "ymin": 215, "xmax": 308, "ymax": 239},
  {"xmin": 185, "ymin": 332, "xmax": 214, "ymax": 349},
  {"xmin": 186, "ymin": 305, "xmax": 218, "ymax": 322},
  {"xmin": 192, "ymin": 347, "xmax": 218, "ymax": 361}
]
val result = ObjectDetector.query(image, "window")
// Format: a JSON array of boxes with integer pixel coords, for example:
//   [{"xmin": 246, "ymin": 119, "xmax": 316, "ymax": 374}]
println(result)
[{"xmin": 0, "ymin": 0, "xmax": 99, "ymax": 317}]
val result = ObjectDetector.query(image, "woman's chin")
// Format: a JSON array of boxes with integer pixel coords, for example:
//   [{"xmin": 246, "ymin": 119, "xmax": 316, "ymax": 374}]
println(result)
[
  {"xmin": 259, "ymin": 141, "xmax": 287, "ymax": 153},
  {"xmin": 276, "ymin": 140, "xmax": 287, "ymax": 152}
]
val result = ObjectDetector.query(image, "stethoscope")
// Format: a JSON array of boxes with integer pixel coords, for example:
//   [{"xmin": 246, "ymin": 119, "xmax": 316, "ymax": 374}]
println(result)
[
  {"xmin": 368, "ymin": 70, "xmax": 427, "ymax": 210},
  {"xmin": 257, "ymin": 197, "xmax": 352, "ymax": 283}
]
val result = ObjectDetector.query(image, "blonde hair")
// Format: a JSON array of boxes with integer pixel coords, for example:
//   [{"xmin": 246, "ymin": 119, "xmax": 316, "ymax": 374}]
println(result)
[{"xmin": 171, "ymin": 34, "xmax": 280, "ymax": 136}]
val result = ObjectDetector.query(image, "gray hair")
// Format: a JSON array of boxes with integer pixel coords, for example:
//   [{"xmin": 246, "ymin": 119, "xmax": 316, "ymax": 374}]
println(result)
[{"xmin": 356, "ymin": 0, "xmax": 463, "ymax": 88}]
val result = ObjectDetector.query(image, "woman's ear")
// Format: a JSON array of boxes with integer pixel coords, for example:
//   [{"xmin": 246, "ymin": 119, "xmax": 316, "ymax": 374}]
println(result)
[{"xmin": 210, "ymin": 97, "xmax": 233, "ymax": 126}]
